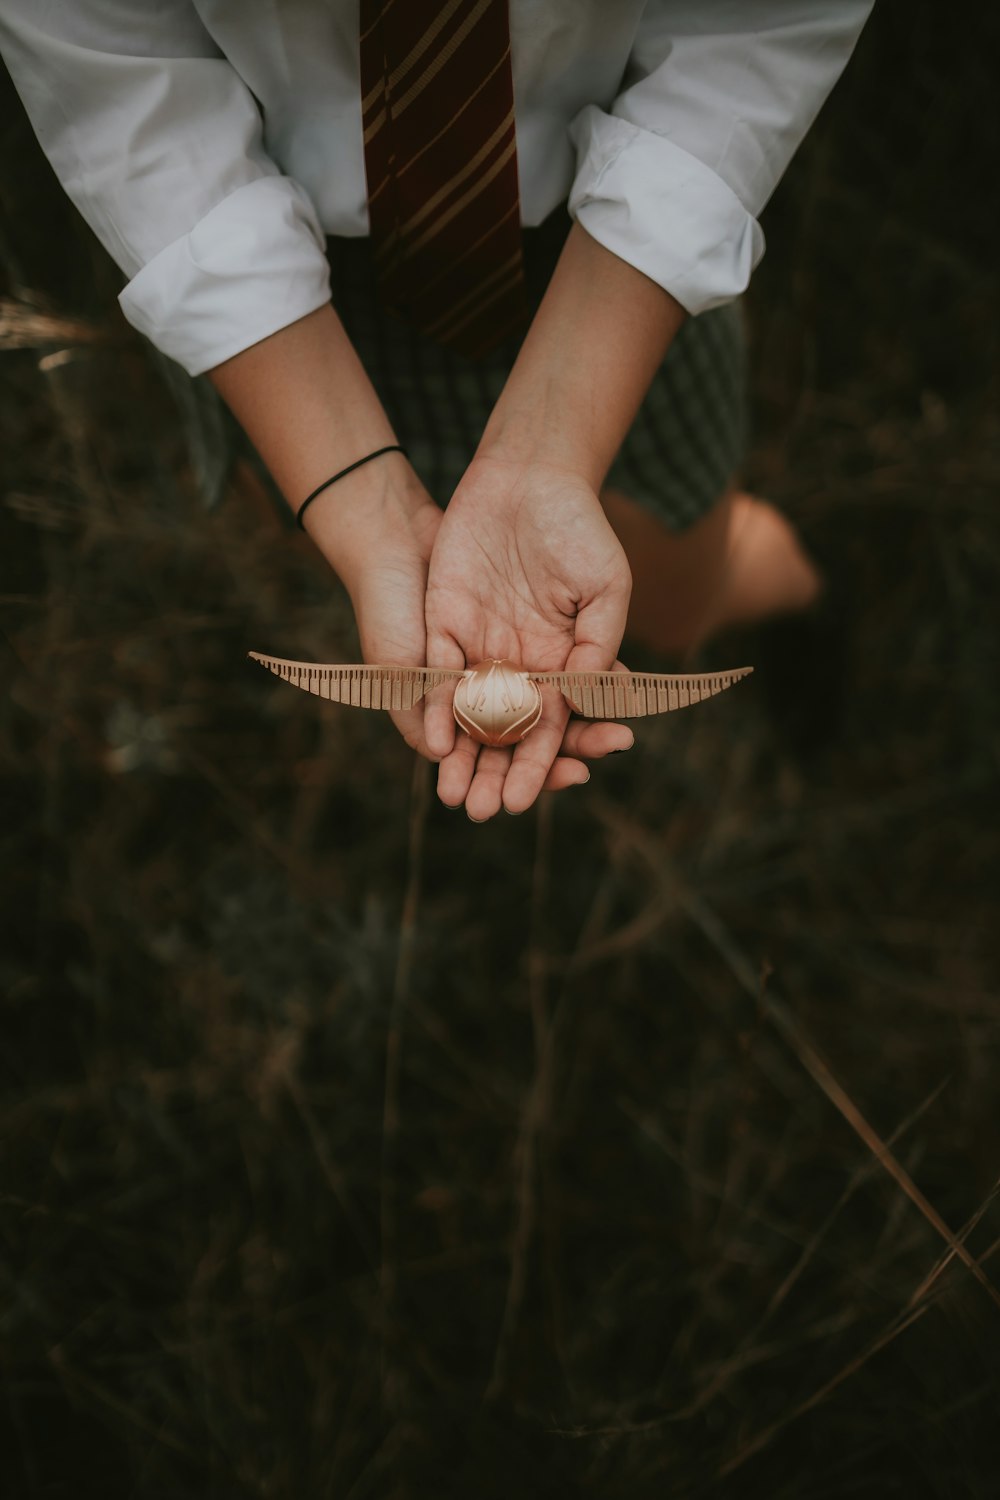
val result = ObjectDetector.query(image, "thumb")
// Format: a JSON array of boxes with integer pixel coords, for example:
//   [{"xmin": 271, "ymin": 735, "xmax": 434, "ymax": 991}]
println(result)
[
  {"xmin": 423, "ymin": 624, "xmax": 466, "ymax": 760},
  {"xmin": 564, "ymin": 586, "xmax": 630, "ymax": 675},
  {"xmin": 352, "ymin": 576, "xmax": 433, "ymax": 759}
]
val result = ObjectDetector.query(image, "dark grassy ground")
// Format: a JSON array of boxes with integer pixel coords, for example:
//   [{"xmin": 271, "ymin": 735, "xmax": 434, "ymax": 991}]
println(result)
[{"xmin": 2, "ymin": 7, "xmax": 999, "ymax": 1497}]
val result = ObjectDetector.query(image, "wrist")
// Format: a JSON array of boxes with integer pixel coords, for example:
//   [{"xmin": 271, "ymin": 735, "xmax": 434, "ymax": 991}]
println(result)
[
  {"xmin": 457, "ymin": 450, "xmax": 603, "ymax": 513},
  {"xmin": 295, "ymin": 443, "xmax": 409, "ymax": 531},
  {"xmin": 475, "ymin": 387, "xmax": 606, "ymax": 491},
  {"xmin": 304, "ymin": 455, "xmax": 437, "ymax": 582}
]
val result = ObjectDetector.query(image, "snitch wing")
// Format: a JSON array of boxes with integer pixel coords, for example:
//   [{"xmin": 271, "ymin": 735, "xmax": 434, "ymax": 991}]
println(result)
[
  {"xmin": 531, "ymin": 666, "xmax": 753, "ymax": 719},
  {"xmin": 248, "ymin": 652, "xmax": 464, "ymax": 711}
]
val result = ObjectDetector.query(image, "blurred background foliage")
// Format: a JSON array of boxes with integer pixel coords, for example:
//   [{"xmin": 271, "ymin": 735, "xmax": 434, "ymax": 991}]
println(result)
[{"xmin": 2, "ymin": 5, "xmax": 999, "ymax": 1496}]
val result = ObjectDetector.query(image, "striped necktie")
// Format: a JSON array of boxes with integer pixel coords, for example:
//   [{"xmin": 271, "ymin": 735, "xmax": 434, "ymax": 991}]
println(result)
[{"xmin": 359, "ymin": 0, "xmax": 528, "ymax": 359}]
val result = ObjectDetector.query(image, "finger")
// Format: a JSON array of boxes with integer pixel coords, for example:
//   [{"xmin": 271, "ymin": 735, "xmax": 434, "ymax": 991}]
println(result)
[
  {"xmin": 559, "ymin": 718, "xmax": 635, "ymax": 759},
  {"xmin": 422, "ymin": 675, "xmax": 463, "ymax": 761},
  {"xmin": 540, "ymin": 757, "xmax": 592, "ymax": 794},
  {"xmin": 437, "ymin": 727, "xmax": 480, "ymax": 808},
  {"xmin": 387, "ymin": 703, "xmax": 435, "ymax": 760},
  {"xmin": 500, "ymin": 686, "xmax": 569, "ymax": 815},
  {"xmin": 555, "ymin": 658, "xmax": 633, "ymax": 759},
  {"xmin": 356, "ymin": 599, "xmax": 438, "ymax": 760},
  {"xmin": 424, "ymin": 629, "xmax": 466, "ymax": 760},
  {"xmin": 465, "ymin": 745, "xmax": 514, "ymax": 823}
]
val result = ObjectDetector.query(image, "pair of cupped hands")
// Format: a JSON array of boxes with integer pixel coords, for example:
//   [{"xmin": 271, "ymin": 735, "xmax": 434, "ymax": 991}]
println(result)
[{"xmin": 308, "ymin": 450, "xmax": 636, "ymax": 820}]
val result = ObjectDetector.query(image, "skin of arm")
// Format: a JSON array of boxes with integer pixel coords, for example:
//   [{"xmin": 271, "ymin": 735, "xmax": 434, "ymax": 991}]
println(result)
[{"xmin": 424, "ymin": 222, "xmax": 687, "ymax": 818}]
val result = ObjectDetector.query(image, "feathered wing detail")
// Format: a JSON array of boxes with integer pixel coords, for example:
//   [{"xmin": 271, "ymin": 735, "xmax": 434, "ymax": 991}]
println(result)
[
  {"xmin": 532, "ymin": 666, "xmax": 754, "ymax": 719},
  {"xmin": 248, "ymin": 653, "xmax": 465, "ymax": 711}
]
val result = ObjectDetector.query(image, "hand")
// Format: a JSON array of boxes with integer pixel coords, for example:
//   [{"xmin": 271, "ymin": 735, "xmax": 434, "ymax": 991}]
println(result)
[
  {"xmin": 423, "ymin": 455, "xmax": 634, "ymax": 818},
  {"xmin": 304, "ymin": 462, "xmax": 443, "ymax": 757},
  {"xmin": 207, "ymin": 306, "xmax": 451, "ymax": 756}
]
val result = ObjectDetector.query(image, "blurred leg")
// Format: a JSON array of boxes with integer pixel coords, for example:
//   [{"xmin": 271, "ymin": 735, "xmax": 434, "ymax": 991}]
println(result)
[{"xmin": 603, "ymin": 485, "xmax": 822, "ymax": 658}]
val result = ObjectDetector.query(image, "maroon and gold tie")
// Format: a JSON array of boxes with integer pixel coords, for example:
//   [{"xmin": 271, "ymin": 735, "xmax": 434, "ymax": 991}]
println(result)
[{"xmin": 360, "ymin": 0, "xmax": 528, "ymax": 358}]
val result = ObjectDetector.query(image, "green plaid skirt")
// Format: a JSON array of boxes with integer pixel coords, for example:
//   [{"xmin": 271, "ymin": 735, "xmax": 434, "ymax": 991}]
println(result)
[{"xmin": 327, "ymin": 209, "xmax": 745, "ymax": 532}]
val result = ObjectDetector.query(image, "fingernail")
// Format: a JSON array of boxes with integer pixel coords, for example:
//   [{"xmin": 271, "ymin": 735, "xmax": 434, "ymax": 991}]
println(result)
[
  {"xmin": 575, "ymin": 771, "xmax": 591, "ymax": 785},
  {"xmin": 441, "ymin": 802, "xmax": 463, "ymax": 811},
  {"xmin": 467, "ymin": 813, "xmax": 487, "ymax": 824},
  {"xmin": 504, "ymin": 806, "xmax": 523, "ymax": 816}
]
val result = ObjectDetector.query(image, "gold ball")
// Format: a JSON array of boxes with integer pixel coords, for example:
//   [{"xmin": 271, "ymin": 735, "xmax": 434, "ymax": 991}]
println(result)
[{"xmin": 453, "ymin": 660, "xmax": 543, "ymax": 747}]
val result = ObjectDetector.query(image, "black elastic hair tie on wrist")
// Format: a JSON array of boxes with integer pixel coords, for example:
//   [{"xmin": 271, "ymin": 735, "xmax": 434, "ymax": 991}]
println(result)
[{"xmin": 295, "ymin": 444, "xmax": 408, "ymax": 530}]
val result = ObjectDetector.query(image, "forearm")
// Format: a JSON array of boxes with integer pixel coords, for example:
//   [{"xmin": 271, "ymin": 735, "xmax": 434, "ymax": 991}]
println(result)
[
  {"xmin": 207, "ymin": 302, "xmax": 421, "ymax": 583},
  {"xmin": 477, "ymin": 224, "xmax": 686, "ymax": 487}
]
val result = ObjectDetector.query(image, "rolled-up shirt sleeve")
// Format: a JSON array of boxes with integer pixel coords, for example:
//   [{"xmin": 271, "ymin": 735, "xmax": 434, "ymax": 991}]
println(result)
[
  {"xmin": 0, "ymin": 1, "xmax": 332, "ymax": 375},
  {"xmin": 568, "ymin": 0, "xmax": 873, "ymax": 314}
]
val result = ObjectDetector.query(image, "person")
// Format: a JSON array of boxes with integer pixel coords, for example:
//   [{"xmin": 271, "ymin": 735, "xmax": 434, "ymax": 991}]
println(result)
[{"xmin": 0, "ymin": 1, "xmax": 872, "ymax": 820}]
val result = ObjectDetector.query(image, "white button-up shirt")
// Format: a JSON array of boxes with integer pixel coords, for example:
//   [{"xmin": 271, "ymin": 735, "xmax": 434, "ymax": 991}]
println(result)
[{"xmin": 0, "ymin": 1, "xmax": 872, "ymax": 376}]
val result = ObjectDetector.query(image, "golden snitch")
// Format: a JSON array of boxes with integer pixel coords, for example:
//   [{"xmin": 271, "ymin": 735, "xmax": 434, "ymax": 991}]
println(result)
[{"xmin": 249, "ymin": 653, "xmax": 753, "ymax": 748}]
